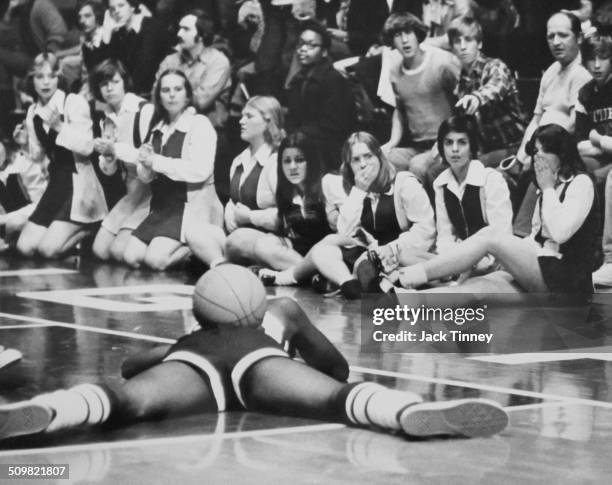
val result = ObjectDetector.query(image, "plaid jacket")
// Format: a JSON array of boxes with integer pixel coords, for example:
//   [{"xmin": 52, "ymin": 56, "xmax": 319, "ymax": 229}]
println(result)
[{"xmin": 456, "ymin": 54, "xmax": 527, "ymax": 152}]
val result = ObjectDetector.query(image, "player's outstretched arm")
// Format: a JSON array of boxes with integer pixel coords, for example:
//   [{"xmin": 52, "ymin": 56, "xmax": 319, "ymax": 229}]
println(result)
[{"xmin": 267, "ymin": 297, "xmax": 349, "ymax": 382}]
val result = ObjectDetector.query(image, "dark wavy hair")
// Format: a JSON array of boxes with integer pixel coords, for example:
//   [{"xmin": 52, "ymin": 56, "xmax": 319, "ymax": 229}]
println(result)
[
  {"xmin": 437, "ymin": 114, "xmax": 480, "ymax": 166},
  {"xmin": 276, "ymin": 132, "xmax": 325, "ymax": 236},
  {"xmin": 185, "ymin": 8, "xmax": 216, "ymax": 47},
  {"xmin": 526, "ymin": 124, "xmax": 586, "ymax": 180},
  {"xmin": 90, "ymin": 59, "xmax": 133, "ymax": 103},
  {"xmin": 76, "ymin": 0, "xmax": 105, "ymax": 25},
  {"xmin": 152, "ymin": 69, "xmax": 194, "ymax": 123},
  {"xmin": 382, "ymin": 12, "xmax": 428, "ymax": 46}
]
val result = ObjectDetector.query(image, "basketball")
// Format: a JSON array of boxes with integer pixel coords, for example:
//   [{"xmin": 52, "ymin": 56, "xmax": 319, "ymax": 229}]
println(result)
[{"xmin": 192, "ymin": 265, "xmax": 268, "ymax": 327}]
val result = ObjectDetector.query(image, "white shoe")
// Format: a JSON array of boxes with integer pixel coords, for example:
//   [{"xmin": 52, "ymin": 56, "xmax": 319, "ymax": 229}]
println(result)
[
  {"xmin": 0, "ymin": 347, "xmax": 22, "ymax": 370},
  {"xmin": 0, "ymin": 402, "xmax": 52, "ymax": 440},
  {"xmin": 399, "ymin": 398, "xmax": 508, "ymax": 438},
  {"xmin": 593, "ymin": 263, "xmax": 612, "ymax": 287}
]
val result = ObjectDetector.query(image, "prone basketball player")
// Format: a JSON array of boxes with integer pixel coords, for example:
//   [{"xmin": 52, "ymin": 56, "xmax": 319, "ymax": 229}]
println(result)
[{"xmin": 0, "ymin": 266, "xmax": 508, "ymax": 441}]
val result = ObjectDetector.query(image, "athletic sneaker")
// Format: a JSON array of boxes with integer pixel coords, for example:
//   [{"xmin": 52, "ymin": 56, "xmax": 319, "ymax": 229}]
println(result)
[
  {"xmin": 399, "ymin": 398, "xmax": 509, "ymax": 438},
  {"xmin": 0, "ymin": 402, "xmax": 52, "ymax": 440},
  {"xmin": 593, "ymin": 263, "xmax": 612, "ymax": 287},
  {"xmin": 0, "ymin": 347, "xmax": 22, "ymax": 370}
]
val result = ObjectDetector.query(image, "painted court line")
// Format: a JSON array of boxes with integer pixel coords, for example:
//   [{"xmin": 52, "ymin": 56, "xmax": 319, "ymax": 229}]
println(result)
[
  {"xmin": 18, "ymin": 285, "xmax": 194, "ymax": 312},
  {"xmin": 0, "ymin": 312, "xmax": 176, "ymax": 344},
  {"xmin": 470, "ymin": 352, "xmax": 612, "ymax": 364},
  {"xmin": 0, "ymin": 423, "xmax": 346, "ymax": 457},
  {"xmin": 0, "ymin": 324, "xmax": 54, "ymax": 330},
  {"xmin": 351, "ymin": 365, "xmax": 612, "ymax": 409},
  {"xmin": 0, "ymin": 268, "xmax": 77, "ymax": 277}
]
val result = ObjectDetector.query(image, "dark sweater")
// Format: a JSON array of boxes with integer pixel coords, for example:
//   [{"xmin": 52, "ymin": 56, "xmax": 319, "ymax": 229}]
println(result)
[{"xmin": 108, "ymin": 16, "xmax": 173, "ymax": 97}]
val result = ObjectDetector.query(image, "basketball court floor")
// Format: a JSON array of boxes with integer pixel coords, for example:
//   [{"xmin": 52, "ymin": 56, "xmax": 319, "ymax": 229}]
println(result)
[{"xmin": 0, "ymin": 255, "xmax": 611, "ymax": 484}]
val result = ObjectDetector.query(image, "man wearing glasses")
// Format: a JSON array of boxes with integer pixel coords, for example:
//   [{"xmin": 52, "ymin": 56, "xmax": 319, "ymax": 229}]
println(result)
[{"xmin": 285, "ymin": 20, "xmax": 355, "ymax": 172}]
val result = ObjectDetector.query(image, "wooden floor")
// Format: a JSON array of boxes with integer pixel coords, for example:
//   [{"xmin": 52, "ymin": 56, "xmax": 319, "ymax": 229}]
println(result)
[{"xmin": 1, "ymin": 255, "xmax": 611, "ymax": 484}]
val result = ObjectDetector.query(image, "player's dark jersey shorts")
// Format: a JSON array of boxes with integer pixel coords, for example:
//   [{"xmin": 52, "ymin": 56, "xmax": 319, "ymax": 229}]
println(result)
[{"xmin": 163, "ymin": 325, "xmax": 288, "ymax": 411}]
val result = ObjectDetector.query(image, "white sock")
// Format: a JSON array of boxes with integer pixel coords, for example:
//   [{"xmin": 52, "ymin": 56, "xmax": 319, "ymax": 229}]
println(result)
[
  {"xmin": 72, "ymin": 384, "xmax": 112, "ymax": 425},
  {"xmin": 399, "ymin": 264, "xmax": 428, "ymax": 288},
  {"xmin": 345, "ymin": 383, "xmax": 422, "ymax": 431},
  {"xmin": 365, "ymin": 389, "xmax": 422, "ymax": 430},
  {"xmin": 32, "ymin": 384, "xmax": 111, "ymax": 432}
]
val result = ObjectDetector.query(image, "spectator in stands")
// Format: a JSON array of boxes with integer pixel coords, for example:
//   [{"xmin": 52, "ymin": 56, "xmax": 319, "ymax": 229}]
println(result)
[
  {"xmin": 449, "ymin": 15, "xmax": 527, "ymax": 167},
  {"xmin": 77, "ymin": 0, "xmax": 112, "ymax": 78},
  {"xmin": 285, "ymin": 20, "xmax": 354, "ymax": 172},
  {"xmin": 106, "ymin": 0, "xmax": 173, "ymax": 98},
  {"xmin": 514, "ymin": 11, "xmax": 591, "ymax": 167},
  {"xmin": 393, "ymin": 124, "xmax": 599, "ymax": 296},
  {"xmin": 381, "ymin": 12, "xmax": 460, "ymax": 181},
  {"xmin": 578, "ymin": 34, "xmax": 612, "ymax": 286},
  {"xmin": 576, "ymin": 33, "xmax": 612, "ymax": 178},
  {"xmin": 0, "ymin": 136, "xmax": 47, "ymax": 252},
  {"xmin": 244, "ymin": 132, "xmax": 336, "ymax": 286},
  {"xmin": 16, "ymin": 53, "xmax": 108, "ymax": 258},
  {"xmin": 156, "ymin": 10, "xmax": 231, "ymax": 128},
  {"xmin": 219, "ymin": 96, "xmax": 284, "ymax": 266},
  {"xmin": 122, "ymin": 69, "xmax": 222, "ymax": 270},
  {"xmin": 0, "ymin": 0, "xmax": 79, "ymax": 125},
  {"xmin": 89, "ymin": 60, "xmax": 152, "ymax": 264},
  {"xmin": 309, "ymin": 131, "xmax": 435, "ymax": 299},
  {"xmin": 509, "ymin": 11, "xmax": 591, "ymax": 236},
  {"xmin": 155, "ymin": 9, "xmax": 232, "ymax": 203},
  {"xmin": 429, "ymin": 115, "xmax": 512, "ymax": 277},
  {"xmin": 56, "ymin": 0, "xmax": 112, "ymax": 97}
]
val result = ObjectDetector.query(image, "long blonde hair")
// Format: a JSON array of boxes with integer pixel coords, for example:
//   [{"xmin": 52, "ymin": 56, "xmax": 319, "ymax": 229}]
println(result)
[
  {"xmin": 245, "ymin": 95, "xmax": 285, "ymax": 149},
  {"xmin": 340, "ymin": 132, "xmax": 395, "ymax": 194}
]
